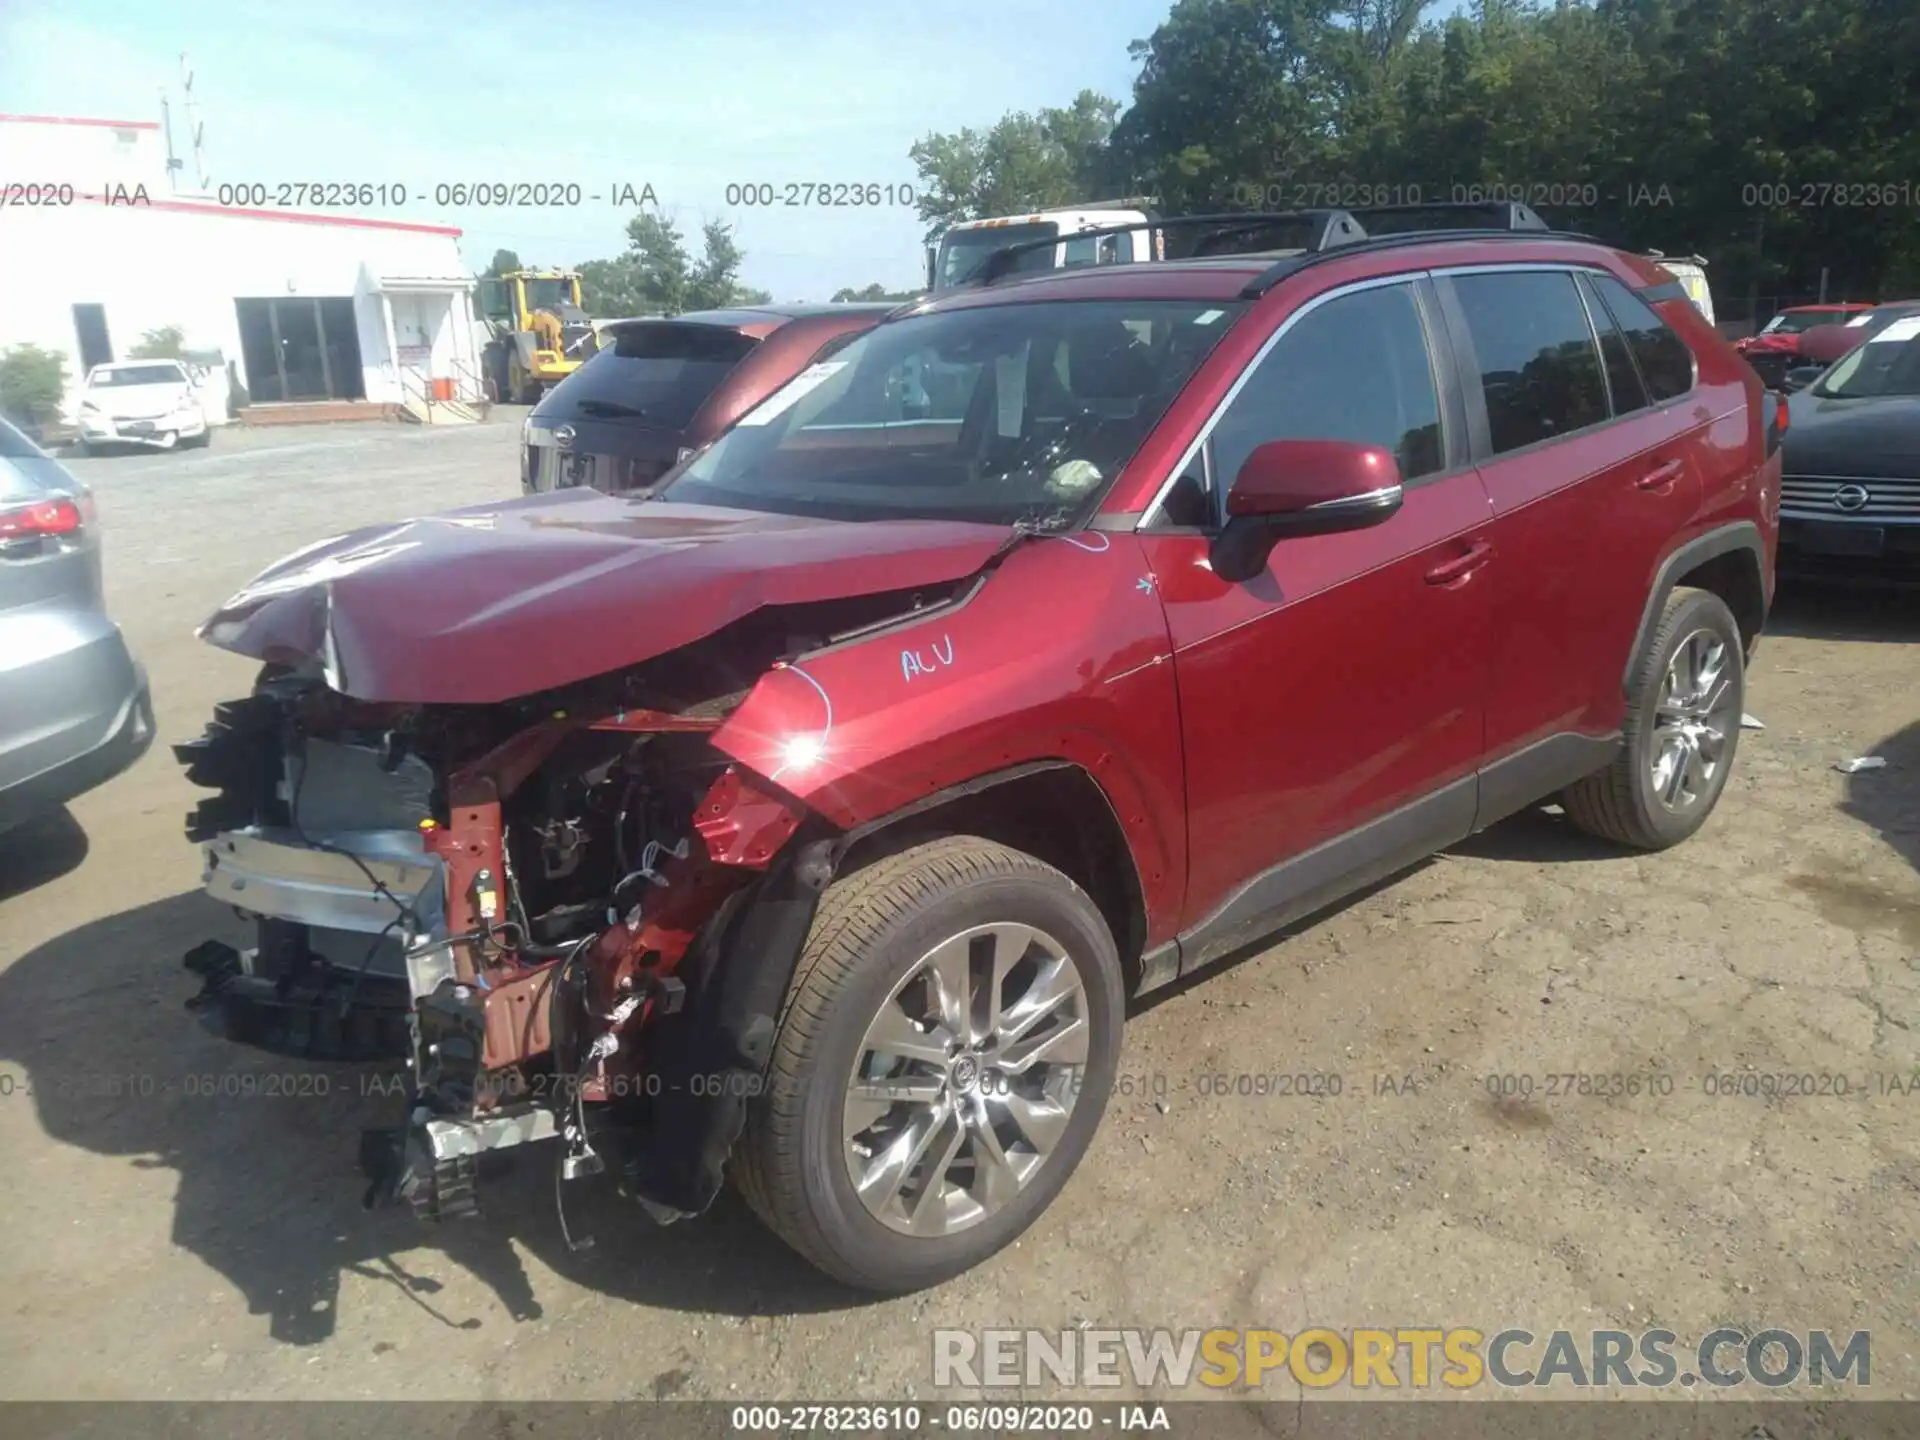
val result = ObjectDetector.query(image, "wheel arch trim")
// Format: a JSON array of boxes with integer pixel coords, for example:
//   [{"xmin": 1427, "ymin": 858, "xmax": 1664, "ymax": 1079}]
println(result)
[{"xmin": 1625, "ymin": 520, "xmax": 1769, "ymax": 697}]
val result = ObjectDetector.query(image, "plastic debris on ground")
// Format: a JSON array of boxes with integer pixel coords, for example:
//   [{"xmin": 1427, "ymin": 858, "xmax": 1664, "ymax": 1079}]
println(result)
[
  {"xmin": 1740, "ymin": 713, "xmax": 1765, "ymax": 730},
  {"xmin": 1834, "ymin": 756, "xmax": 1888, "ymax": 774}
]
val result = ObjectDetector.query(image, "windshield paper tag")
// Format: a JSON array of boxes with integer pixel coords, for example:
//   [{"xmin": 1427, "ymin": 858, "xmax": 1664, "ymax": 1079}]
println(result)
[
  {"xmin": 1870, "ymin": 315, "xmax": 1920, "ymax": 343},
  {"xmin": 995, "ymin": 352, "xmax": 1026, "ymax": 437},
  {"xmin": 1194, "ymin": 309, "xmax": 1225, "ymax": 325},
  {"xmin": 737, "ymin": 361, "xmax": 848, "ymax": 426}
]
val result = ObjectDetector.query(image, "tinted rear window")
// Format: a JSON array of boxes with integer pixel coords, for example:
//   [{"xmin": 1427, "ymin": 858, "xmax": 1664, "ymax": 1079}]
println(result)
[
  {"xmin": 536, "ymin": 324, "xmax": 758, "ymax": 429},
  {"xmin": 1577, "ymin": 273, "xmax": 1649, "ymax": 417},
  {"xmin": 1589, "ymin": 273, "xmax": 1695, "ymax": 401},
  {"xmin": 0, "ymin": 418, "xmax": 62, "ymax": 502},
  {"xmin": 0, "ymin": 417, "xmax": 48, "ymax": 462},
  {"xmin": 1450, "ymin": 270, "xmax": 1608, "ymax": 455}
]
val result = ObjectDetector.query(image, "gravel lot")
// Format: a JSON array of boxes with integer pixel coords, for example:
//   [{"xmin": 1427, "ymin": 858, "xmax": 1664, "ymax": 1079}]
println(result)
[{"xmin": 1, "ymin": 414, "xmax": 1916, "ymax": 1403}]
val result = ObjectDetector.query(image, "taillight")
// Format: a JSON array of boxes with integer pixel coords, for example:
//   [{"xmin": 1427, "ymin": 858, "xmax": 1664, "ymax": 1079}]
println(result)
[
  {"xmin": 0, "ymin": 496, "xmax": 86, "ymax": 541},
  {"xmin": 1761, "ymin": 393, "xmax": 1790, "ymax": 456}
]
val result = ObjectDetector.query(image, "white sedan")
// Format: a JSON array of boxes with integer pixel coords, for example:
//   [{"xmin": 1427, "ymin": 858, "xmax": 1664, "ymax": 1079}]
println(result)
[{"xmin": 76, "ymin": 361, "xmax": 211, "ymax": 453}]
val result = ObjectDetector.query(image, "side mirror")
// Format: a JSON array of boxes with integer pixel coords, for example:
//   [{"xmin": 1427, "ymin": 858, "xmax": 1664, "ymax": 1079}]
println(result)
[{"xmin": 1210, "ymin": 439, "xmax": 1404, "ymax": 583}]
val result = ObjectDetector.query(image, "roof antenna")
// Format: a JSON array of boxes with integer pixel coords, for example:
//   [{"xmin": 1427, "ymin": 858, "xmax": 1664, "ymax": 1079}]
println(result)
[
  {"xmin": 180, "ymin": 52, "xmax": 210, "ymax": 192},
  {"xmin": 159, "ymin": 91, "xmax": 182, "ymax": 194}
]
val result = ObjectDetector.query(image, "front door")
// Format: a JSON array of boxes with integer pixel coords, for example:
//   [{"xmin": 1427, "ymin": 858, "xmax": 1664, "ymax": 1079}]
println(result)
[{"xmin": 1137, "ymin": 277, "xmax": 1497, "ymax": 971}]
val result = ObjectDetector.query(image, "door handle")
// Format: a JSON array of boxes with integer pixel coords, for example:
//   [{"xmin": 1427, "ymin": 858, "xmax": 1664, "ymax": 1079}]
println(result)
[
  {"xmin": 1424, "ymin": 540, "xmax": 1494, "ymax": 586},
  {"xmin": 1637, "ymin": 459, "xmax": 1686, "ymax": 492}
]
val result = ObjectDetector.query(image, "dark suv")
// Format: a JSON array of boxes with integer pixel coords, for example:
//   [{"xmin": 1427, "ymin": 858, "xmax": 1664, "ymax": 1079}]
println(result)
[
  {"xmin": 176, "ymin": 209, "xmax": 1777, "ymax": 1293},
  {"xmin": 521, "ymin": 304, "xmax": 893, "ymax": 495}
]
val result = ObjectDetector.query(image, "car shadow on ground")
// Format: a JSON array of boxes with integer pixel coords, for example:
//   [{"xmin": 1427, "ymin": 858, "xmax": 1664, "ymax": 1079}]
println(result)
[
  {"xmin": 1844, "ymin": 718, "xmax": 1920, "ymax": 881},
  {"xmin": 1765, "ymin": 575, "xmax": 1920, "ymax": 644},
  {"xmin": 0, "ymin": 889, "xmax": 869, "ymax": 1348},
  {"xmin": 0, "ymin": 807, "xmax": 90, "ymax": 902}
]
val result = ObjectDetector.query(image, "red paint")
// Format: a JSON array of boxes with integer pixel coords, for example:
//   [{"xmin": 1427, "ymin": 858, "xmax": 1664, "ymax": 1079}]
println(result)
[
  {"xmin": 70, "ymin": 190, "xmax": 463, "ymax": 236},
  {"xmin": 199, "ymin": 492, "xmax": 1014, "ymax": 704}
]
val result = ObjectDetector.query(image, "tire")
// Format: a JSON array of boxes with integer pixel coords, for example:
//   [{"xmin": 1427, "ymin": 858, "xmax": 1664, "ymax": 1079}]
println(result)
[
  {"xmin": 189, "ymin": 427, "xmax": 213, "ymax": 449},
  {"xmin": 1562, "ymin": 586, "xmax": 1745, "ymax": 850},
  {"xmin": 734, "ymin": 835, "xmax": 1124, "ymax": 1291}
]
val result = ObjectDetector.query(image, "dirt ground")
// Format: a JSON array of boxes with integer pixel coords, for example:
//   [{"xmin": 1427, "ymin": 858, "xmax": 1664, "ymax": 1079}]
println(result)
[{"xmin": 1, "ymin": 415, "xmax": 1916, "ymax": 1404}]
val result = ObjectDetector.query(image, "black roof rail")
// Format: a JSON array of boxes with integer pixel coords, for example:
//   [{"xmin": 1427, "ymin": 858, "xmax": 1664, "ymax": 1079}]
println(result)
[
  {"xmin": 1341, "ymin": 200, "xmax": 1551, "ymax": 234},
  {"xmin": 1237, "ymin": 224, "xmax": 1611, "ymax": 299},
  {"xmin": 965, "ymin": 209, "xmax": 1368, "ymax": 287}
]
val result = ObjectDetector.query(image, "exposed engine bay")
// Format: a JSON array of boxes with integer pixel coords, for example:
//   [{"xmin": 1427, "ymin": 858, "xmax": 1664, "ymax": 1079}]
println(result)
[{"xmin": 174, "ymin": 584, "xmax": 960, "ymax": 1238}]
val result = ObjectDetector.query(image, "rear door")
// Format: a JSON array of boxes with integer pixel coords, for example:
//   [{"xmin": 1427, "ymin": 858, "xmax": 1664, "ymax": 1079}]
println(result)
[
  {"xmin": 1435, "ymin": 266, "xmax": 1703, "ymax": 811},
  {"xmin": 1137, "ymin": 276, "xmax": 1497, "ymax": 969}
]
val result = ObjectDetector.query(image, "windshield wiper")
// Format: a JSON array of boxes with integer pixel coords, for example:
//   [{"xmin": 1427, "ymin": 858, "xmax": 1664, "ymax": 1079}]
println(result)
[{"xmin": 574, "ymin": 399, "xmax": 649, "ymax": 419}]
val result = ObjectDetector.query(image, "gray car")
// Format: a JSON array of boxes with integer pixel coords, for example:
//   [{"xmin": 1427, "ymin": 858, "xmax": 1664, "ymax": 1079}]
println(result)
[{"xmin": 0, "ymin": 416, "xmax": 154, "ymax": 831}]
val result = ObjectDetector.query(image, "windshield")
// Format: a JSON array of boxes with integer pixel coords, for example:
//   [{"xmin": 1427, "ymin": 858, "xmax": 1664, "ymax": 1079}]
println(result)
[
  {"xmin": 1764, "ymin": 310, "xmax": 1849, "ymax": 335},
  {"xmin": 659, "ymin": 298, "xmax": 1241, "ymax": 526},
  {"xmin": 534, "ymin": 324, "xmax": 758, "ymax": 429},
  {"xmin": 934, "ymin": 223, "xmax": 1060, "ymax": 290},
  {"xmin": 523, "ymin": 277, "xmax": 574, "ymax": 312},
  {"xmin": 89, "ymin": 363, "xmax": 186, "ymax": 387},
  {"xmin": 1813, "ymin": 318, "xmax": 1920, "ymax": 398}
]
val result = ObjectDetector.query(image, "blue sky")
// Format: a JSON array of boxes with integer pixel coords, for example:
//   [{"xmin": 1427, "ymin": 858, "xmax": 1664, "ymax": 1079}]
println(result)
[{"xmin": 0, "ymin": 0, "xmax": 1183, "ymax": 299}]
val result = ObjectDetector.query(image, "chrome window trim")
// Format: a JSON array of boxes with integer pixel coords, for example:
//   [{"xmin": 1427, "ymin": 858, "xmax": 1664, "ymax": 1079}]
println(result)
[{"xmin": 1138, "ymin": 271, "xmax": 1425, "ymax": 529}]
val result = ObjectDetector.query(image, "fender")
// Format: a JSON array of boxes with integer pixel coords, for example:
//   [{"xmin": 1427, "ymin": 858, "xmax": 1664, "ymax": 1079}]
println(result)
[
  {"xmin": 705, "ymin": 532, "xmax": 1190, "ymax": 945},
  {"xmin": 1624, "ymin": 519, "xmax": 1769, "ymax": 695},
  {"xmin": 630, "ymin": 759, "xmax": 1131, "ymax": 1218}
]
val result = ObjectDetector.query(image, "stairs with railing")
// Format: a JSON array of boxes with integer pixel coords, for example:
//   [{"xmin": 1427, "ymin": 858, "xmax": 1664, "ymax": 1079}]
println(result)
[{"xmin": 396, "ymin": 362, "xmax": 492, "ymax": 425}]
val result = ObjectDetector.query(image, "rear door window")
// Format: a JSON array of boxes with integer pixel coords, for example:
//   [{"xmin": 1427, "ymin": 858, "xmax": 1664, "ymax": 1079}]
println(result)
[
  {"xmin": 1588, "ymin": 273, "xmax": 1696, "ymax": 402},
  {"xmin": 1449, "ymin": 271, "xmax": 1609, "ymax": 455},
  {"xmin": 540, "ymin": 324, "xmax": 758, "ymax": 428}
]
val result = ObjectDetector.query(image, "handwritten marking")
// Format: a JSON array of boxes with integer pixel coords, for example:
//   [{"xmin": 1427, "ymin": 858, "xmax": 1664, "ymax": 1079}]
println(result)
[{"xmin": 901, "ymin": 634, "xmax": 956, "ymax": 682}]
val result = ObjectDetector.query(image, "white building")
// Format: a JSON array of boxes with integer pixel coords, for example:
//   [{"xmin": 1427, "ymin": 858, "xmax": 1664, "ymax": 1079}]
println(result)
[{"xmin": 0, "ymin": 112, "xmax": 484, "ymax": 422}]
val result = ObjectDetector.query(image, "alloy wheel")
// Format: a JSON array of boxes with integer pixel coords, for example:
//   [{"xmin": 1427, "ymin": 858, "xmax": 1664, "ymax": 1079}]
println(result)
[
  {"xmin": 1650, "ymin": 627, "xmax": 1736, "ymax": 811},
  {"xmin": 842, "ymin": 922, "xmax": 1090, "ymax": 1237}
]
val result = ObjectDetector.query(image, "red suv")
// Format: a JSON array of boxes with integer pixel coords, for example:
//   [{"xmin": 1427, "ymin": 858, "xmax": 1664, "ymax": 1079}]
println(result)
[{"xmin": 176, "ymin": 211, "xmax": 1778, "ymax": 1292}]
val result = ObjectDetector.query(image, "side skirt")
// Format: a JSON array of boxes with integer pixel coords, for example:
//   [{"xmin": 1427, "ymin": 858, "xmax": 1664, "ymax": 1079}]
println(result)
[{"xmin": 1135, "ymin": 730, "xmax": 1621, "ymax": 998}]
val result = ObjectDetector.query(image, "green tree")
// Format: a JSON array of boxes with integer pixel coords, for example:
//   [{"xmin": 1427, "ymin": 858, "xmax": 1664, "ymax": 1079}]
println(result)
[
  {"xmin": 831, "ymin": 282, "xmax": 919, "ymax": 302},
  {"xmin": 0, "ymin": 344, "xmax": 69, "ymax": 434},
  {"xmin": 578, "ymin": 214, "xmax": 766, "ymax": 314},
  {"xmin": 910, "ymin": 89, "xmax": 1124, "ymax": 238},
  {"xmin": 128, "ymin": 325, "xmax": 187, "ymax": 360},
  {"xmin": 484, "ymin": 248, "xmax": 523, "ymax": 276}
]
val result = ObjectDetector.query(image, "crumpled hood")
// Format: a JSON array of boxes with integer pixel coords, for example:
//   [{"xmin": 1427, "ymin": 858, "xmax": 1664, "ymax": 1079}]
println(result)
[{"xmin": 200, "ymin": 489, "xmax": 1012, "ymax": 703}]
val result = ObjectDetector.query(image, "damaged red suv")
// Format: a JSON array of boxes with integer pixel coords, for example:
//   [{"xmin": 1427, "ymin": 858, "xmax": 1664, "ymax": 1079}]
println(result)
[{"xmin": 177, "ymin": 209, "xmax": 1778, "ymax": 1291}]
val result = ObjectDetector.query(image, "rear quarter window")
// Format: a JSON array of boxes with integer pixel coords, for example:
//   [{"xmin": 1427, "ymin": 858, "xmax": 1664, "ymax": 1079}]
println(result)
[{"xmin": 1589, "ymin": 273, "xmax": 1696, "ymax": 402}]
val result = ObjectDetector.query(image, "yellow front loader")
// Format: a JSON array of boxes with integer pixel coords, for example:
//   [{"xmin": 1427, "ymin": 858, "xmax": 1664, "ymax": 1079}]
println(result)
[{"xmin": 477, "ymin": 269, "xmax": 597, "ymax": 404}]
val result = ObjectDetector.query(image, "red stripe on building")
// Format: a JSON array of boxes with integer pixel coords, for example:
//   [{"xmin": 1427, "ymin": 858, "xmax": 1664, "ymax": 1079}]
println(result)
[
  {"xmin": 0, "ymin": 113, "xmax": 161, "ymax": 130},
  {"xmin": 74, "ymin": 192, "xmax": 463, "ymax": 237}
]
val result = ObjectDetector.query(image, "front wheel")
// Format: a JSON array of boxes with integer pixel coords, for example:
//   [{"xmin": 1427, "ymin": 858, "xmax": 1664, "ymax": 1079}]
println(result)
[
  {"xmin": 734, "ymin": 836, "xmax": 1123, "ymax": 1291},
  {"xmin": 1562, "ymin": 586, "xmax": 1745, "ymax": 849}
]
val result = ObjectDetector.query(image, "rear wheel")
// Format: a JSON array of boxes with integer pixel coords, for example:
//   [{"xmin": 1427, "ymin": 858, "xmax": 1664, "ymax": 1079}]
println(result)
[
  {"xmin": 1562, "ymin": 586, "xmax": 1744, "ymax": 849},
  {"xmin": 735, "ymin": 836, "xmax": 1123, "ymax": 1291}
]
